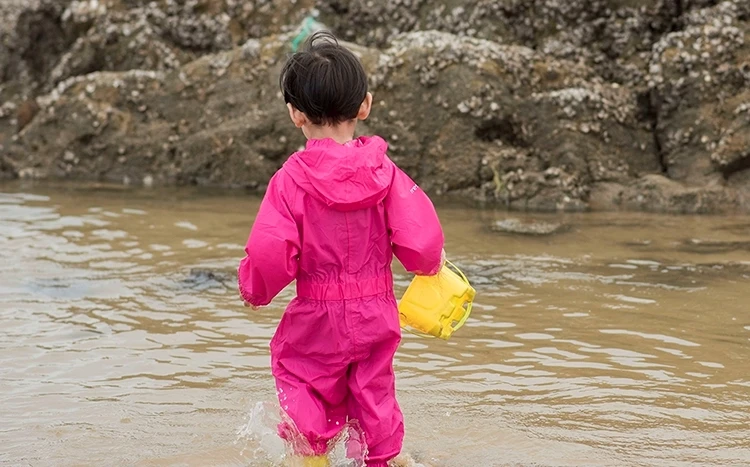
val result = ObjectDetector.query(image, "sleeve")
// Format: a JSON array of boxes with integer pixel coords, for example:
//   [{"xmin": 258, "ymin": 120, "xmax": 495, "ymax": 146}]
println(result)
[
  {"xmin": 238, "ymin": 172, "xmax": 300, "ymax": 307},
  {"xmin": 385, "ymin": 166, "xmax": 445, "ymax": 276}
]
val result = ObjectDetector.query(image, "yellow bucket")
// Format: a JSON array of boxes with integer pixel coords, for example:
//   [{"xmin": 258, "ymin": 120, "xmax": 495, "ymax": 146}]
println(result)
[{"xmin": 398, "ymin": 261, "xmax": 475, "ymax": 340}]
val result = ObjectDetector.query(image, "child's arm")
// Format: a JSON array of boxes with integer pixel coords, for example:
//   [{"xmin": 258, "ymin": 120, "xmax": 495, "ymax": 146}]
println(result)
[
  {"xmin": 238, "ymin": 172, "xmax": 300, "ymax": 307},
  {"xmin": 385, "ymin": 166, "xmax": 445, "ymax": 276}
]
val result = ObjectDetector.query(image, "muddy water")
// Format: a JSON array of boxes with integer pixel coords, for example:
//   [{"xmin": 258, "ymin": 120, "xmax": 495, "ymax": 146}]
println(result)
[{"xmin": 1, "ymin": 182, "xmax": 749, "ymax": 467}]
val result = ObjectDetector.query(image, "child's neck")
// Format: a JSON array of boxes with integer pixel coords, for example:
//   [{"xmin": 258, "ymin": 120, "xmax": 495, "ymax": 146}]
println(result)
[{"xmin": 305, "ymin": 121, "xmax": 356, "ymax": 145}]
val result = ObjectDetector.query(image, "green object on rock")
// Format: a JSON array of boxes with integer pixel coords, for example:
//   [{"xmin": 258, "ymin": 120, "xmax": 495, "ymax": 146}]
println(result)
[{"xmin": 291, "ymin": 16, "xmax": 325, "ymax": 52}]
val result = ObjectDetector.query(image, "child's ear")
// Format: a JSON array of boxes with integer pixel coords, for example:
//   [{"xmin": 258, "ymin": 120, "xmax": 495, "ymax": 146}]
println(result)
[
  {"xmin": 287, "ymin": 103, "xmax": 308, "ymax": 128},
  {"xmin": 357, "ymin": 92, "xmax": 373, "ymax": 121}
]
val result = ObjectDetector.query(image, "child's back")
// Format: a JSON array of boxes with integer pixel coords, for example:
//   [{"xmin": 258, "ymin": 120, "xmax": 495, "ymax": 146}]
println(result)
[{"xmin": 238, "ymin": 32, "xmax": 444, "ymax": 467}]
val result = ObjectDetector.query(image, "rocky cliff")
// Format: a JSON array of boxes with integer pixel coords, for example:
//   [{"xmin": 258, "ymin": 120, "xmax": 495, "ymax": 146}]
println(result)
[{"xmin": 2, "ymin": 0, "xmax": 750, "ymax": 213}]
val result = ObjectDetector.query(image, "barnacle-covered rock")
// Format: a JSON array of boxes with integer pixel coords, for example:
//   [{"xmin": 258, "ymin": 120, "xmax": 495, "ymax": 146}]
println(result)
[{"xmin": 3, "ymin": 0, "xmax": 750, "ymax": 213}]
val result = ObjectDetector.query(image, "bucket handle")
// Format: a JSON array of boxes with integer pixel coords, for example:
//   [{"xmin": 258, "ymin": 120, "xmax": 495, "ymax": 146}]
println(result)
[
  {"xmin": 401, "ymin": 327, "xmax": 438, "ymax": 339},
  {"xmin": 444, "ymin": 261, "xmax": 473, "ymax": 333}
]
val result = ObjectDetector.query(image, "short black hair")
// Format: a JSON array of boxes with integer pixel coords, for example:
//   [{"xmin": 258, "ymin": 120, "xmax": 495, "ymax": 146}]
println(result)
[{"xmin": 279, "ymin": 31, "xmax": 368, "ymax": 126}]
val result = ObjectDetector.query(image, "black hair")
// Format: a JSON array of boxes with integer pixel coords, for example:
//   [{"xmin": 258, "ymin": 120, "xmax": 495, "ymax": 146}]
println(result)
[{"xmin": 279, "ymin": 30, "xmax": 368, "ymax": 126}]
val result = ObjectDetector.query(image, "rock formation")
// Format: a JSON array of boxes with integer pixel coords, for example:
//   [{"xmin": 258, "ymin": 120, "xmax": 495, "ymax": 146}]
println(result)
[{"xmin": 2, "ymin": 0, "xmax": 750, "ymax": 213}]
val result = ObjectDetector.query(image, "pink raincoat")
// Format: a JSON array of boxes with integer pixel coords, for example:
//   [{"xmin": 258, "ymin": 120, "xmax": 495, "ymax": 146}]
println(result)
[{"xmin": 238, "ymin": 136, "xmax": 444, "ymax": 466}]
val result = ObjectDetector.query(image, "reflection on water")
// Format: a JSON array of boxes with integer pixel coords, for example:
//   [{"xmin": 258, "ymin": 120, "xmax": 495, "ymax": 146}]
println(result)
[{"xmin": 1, "ymin": 183, "xmax": 750, "ymax": 467}]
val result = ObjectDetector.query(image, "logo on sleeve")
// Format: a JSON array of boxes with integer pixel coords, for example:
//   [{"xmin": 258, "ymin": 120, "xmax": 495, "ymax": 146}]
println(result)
[{"xmin": 409, "ymin": 184, "xmax": 419, "ymax": 194}]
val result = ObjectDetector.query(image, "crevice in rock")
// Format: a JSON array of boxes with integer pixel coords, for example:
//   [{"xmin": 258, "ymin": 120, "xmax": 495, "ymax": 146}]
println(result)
[
  {"xmin": 663, "ymin": 0, "xmax": 684, "ymax": 33},
  {"xmin": 653, "ymin": 126, "xmax": 668, "ymax": 176},
  {"xmin": 637, "ymin": 90, "xmax": 669, "ymax": 175},
  {"xmin": 325, "ymin": 0, "xmax": 350, "ymax": 16},
  {"xmin": 475, "ymin": 117, "xmax": 526, "ymax": 147},
  {"xmin": 16, "ymin": 3, "xmax": 70, "ymax": 85},
  {"xmin": 78, "ymin": 133, "xmax": 95, "ymax": 146},
  {"xmin": 674, "ymin": 0, "xmax": 684, "ymax": 20},
  {"xmin": 0, "ymin": 154, "xmax": 18, "ymax": 178},
  {"xmin": 647, "ymin": 0, "xmax": 688, "ymax": 37},
  {"xmin": 721, "ymin": 155, "xmax": 750, "ymax": 180}
]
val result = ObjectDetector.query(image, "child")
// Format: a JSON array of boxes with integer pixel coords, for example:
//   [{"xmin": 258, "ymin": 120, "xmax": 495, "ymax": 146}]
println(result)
[{"xmin": 238, "ymin": 31, "xmax": 444, "ymax": 467}]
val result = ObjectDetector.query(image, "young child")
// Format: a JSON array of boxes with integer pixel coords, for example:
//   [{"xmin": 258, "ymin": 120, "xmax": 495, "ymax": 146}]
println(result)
[{"xmin": 238, "ymin": 31, "xmax": 444, "ymax": 467}]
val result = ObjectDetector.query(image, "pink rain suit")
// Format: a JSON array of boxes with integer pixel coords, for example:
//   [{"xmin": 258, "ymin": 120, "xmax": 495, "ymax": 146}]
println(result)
[{"xmin": 238, "ymin": 136, "xmax": 444, "ymax": 466}]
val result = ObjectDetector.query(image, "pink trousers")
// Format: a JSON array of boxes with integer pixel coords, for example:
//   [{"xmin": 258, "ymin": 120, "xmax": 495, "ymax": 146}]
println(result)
[{"xmin": 270, "ymin": 290, "xmax": 403, "ymax": 467}]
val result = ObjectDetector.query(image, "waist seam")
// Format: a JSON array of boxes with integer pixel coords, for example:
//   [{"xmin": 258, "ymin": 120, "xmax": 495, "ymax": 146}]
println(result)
[{"xmin": 296, "ymin": 272, "xmax": 394, "ymax": 301}]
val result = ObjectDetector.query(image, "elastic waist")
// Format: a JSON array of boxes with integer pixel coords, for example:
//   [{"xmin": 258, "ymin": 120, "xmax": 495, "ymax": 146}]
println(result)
[{"xmin": 296, "ymin": 272, "xmax": 393, "ymax": 301}]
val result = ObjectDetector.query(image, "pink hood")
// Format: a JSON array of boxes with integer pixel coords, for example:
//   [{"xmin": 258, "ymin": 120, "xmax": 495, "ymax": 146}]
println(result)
[{"xmin": 283, "ymin": 136, "xmax": 395, "ymax": 212}]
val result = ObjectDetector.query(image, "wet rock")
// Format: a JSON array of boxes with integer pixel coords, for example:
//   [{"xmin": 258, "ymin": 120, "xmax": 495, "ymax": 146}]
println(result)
[
  {"xmin": 3, "ymin": 38, "xmax": 306, "ymax": 189},
  {"xmin": 317, "ymin": 0, "xmax": 714, "ymax": 89},
  {"xmin": 2, "ymin": 0, "xmax": 750, "ymax": 213},
  {"xmin": 594, "ymin": 174, "xmax": 742, "ymax": 214},
  {"xmin": 0, "ymin": 0, "xmax": 312, "ymax": 93},
  {"xmin": 318, "ymin": 0, "xmax": 656, "ymax": 48},
  {"xmin": 366, "ymin": 31, "xmax": 658, "ymax": 210},
  {"xmin": 1, "ymin": 0, "xmax": 72, "ymax": 86},
  {"xmin": 0, "ymin": 29, "xmax": 681, "ymax": 211},
  {"xmin": 647, "ymin": 1, "xmax": 750, "ymax": 183},
  {"xmin": 48, "ymin": 5, "xmax": 190, "ymax": 87},
  {"xmin": 186, "ymin": 267, "xmax": 236, "ymax": 289},
  {"xmin": 490, "ymin": 218, "xmax": 568, "ymax": 236}
]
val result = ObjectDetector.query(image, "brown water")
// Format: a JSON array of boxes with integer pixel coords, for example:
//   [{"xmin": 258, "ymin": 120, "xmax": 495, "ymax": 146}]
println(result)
[{"xmin": 2, "ymin": 182, "xmax": 750, "ymax": 467}]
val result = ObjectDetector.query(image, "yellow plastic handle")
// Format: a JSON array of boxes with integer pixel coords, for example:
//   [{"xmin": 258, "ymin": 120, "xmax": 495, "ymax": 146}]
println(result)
[
  {"xmin": 445, "ymin": 260, "xmax": 469, "ymax": 284},
  {"xmin": 446, "ymin": 261, "xmax": 474, "ymax": 334},
  {"xmin": 402, "ymin": 327, "xmax": 437, "ymax": 339}
]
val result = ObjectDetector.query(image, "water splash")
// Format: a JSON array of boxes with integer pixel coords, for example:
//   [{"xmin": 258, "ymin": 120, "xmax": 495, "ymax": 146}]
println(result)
[
  {"xmin": 328, "ymin": 420, "xmax": 367, "ymax": 467},
  {"xmin": 236, "ymin": 401, "xmax": 286, "ymax": 463},
  {"xmin": 236, "ymin": 401, "xmax": 368, "ymax": 467}
]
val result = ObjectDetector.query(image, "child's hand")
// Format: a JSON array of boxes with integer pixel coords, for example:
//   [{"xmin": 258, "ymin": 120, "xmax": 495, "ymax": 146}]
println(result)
[{"xmin": 243, "ymin": 301, "xmax": 260, "ymax": 311}]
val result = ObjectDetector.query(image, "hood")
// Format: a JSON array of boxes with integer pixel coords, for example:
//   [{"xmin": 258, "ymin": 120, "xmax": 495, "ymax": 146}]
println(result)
[{"xmin": 283, "ymin": 135, "xmax": 395, "ymax": 211}]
